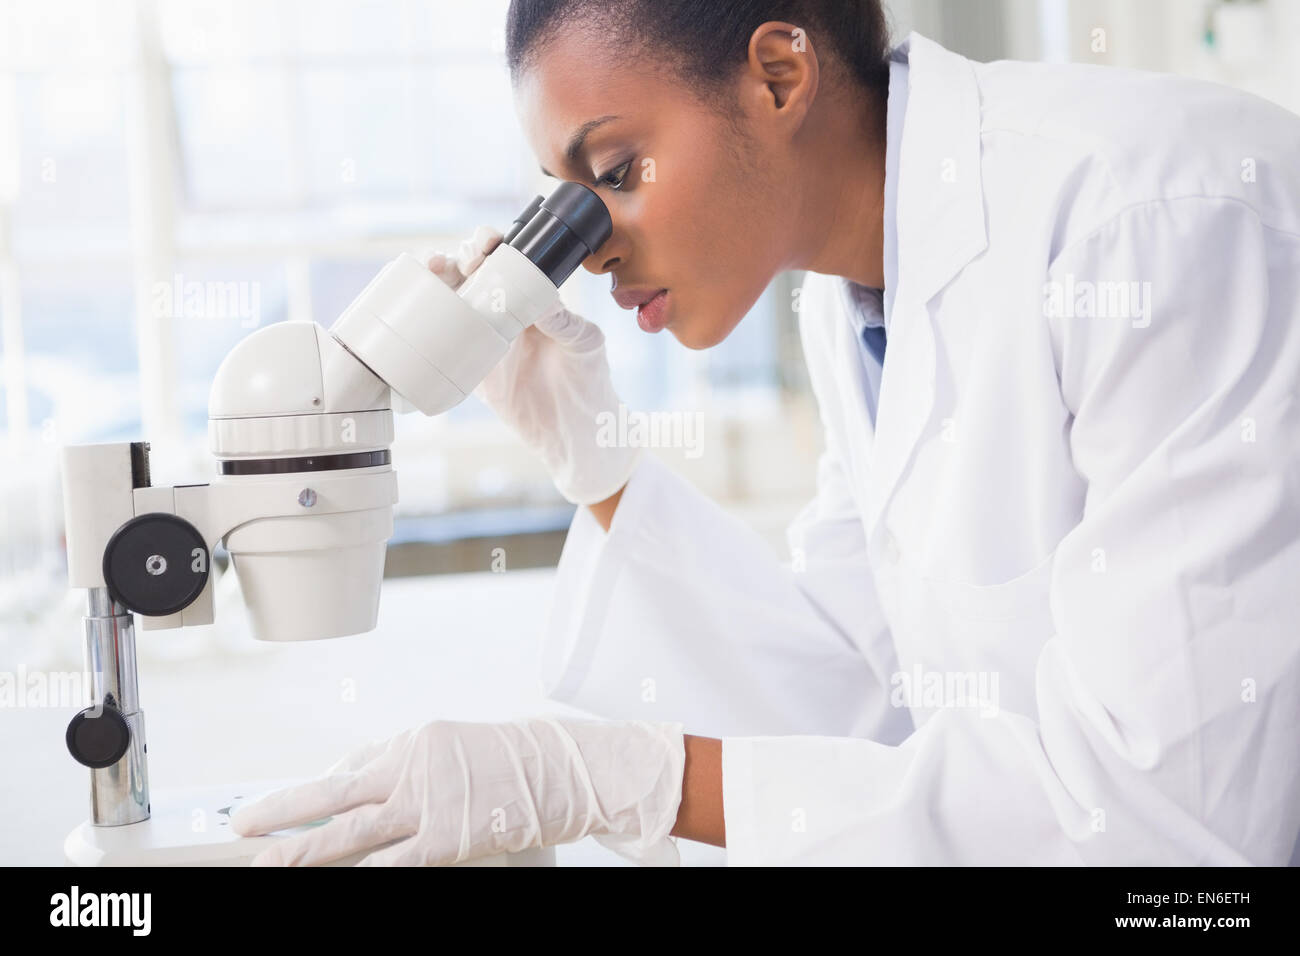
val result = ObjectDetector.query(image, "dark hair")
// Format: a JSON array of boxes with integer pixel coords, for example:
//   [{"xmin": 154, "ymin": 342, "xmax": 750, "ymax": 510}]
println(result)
[{"xmin": 506, "ymin": 0, "xmax": 892, "ymax": 97}]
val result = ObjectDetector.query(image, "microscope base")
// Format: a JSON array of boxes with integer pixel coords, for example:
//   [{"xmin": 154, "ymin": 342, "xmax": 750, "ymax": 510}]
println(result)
[{"xmin": 63, "ymin": 780, "xmax": 554, "ymax": 867}]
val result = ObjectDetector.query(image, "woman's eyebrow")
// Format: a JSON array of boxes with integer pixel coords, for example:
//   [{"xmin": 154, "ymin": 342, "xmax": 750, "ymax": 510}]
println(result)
[{"xmin": 539, "ymin": 114, "xmax": 621, "ymax": 178}]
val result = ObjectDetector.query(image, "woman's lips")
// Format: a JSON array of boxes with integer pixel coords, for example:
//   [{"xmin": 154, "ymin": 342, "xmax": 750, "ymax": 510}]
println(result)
[
  {"xmin": 611, "ymin": 286, "xmax": 670, "ymax": 333},
  {"xmin": 636, "ymin": 290, "xmax": 669, "ymax": 333}
]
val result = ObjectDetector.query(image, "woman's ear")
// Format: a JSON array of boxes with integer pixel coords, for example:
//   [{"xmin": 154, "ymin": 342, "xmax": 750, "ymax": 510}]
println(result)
[{"xmin": 742, "ymin": 20, "xmax": 820, "ymax": 131}]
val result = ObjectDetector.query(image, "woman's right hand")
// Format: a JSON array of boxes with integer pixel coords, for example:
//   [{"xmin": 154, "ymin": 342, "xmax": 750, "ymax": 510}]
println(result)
[{"xmin": 423, "ymin": 229, "xmax": 642, "ymax": 507}]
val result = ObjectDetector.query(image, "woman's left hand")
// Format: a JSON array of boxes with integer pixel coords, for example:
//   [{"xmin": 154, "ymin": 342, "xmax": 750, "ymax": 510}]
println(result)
[{"xmin": 229, "ymin": 716, "xmax": 686, "ymax": 866}]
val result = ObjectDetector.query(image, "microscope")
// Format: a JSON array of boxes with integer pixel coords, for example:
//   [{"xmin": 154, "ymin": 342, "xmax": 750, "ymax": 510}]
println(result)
[{"xmin": 57, "ymin": 183, "xmax": 611, "ymax": 866}]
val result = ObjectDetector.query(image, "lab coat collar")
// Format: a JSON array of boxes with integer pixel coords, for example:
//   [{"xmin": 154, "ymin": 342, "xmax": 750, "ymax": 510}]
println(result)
[
  {"xmin": 892, "ymin": 33, "xmax": 988, "ymax": 308},
  {"xmin": 857, "ymin": 34, "xmax": 987, "ymax": 544}
]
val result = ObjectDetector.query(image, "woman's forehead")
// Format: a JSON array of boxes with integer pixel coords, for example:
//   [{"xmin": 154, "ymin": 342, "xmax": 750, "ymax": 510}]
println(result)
[{"xmin": 513, "ymin": 34, "xmax": 669, "ymax": 169}]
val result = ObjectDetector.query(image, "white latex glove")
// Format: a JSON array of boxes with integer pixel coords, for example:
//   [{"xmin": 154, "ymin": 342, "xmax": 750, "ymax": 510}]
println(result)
[
  {"xmin": 229, "ymin": 716, "xmax": 686, "ymax": 866},
  {"xmin": 423, "ymin": 227, "xmax": 642, "ymax": 506}
]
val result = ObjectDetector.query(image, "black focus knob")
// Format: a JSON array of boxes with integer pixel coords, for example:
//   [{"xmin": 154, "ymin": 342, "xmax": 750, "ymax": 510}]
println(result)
[
  {"xmin": 102, "ymin": 512, "xmax": 210, "ymax": 617},
  {"xmin": 66, "ymin": 704, "xmax": 131, "ymax": 769}
]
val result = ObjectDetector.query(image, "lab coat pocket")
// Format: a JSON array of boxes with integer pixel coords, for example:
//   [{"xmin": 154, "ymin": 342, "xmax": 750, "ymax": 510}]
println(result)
[
  {"xmin": 910, "ymin": 550, "xmax": 1058, "ymax": 718},
  {"xmin": 924, "ymin": 549, "xmax": 1057, "ymax": 623}
]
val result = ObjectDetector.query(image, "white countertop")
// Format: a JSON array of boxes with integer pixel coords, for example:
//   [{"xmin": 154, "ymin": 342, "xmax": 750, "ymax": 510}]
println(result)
[{"xmin": 0, "ymin": 566, "xmax": 726, "ymax": 866}]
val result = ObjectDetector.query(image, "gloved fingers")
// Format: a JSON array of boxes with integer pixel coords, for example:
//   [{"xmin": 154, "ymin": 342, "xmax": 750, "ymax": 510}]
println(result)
[
  {"xmin": 423, "ymin": 250, "xmax": 465, "ymax": 288},
  {"xmin": 229, "ymin": 769, "xmax": 385, "ymax": 837},
  {"xmin": 323, "ymin": 737, "xmax": 388, "ymax": 776},
  {"xmin": 533, "ymin": 308, "xmax": 604, "ymax": 350},
  {"xmin": 355, "ymin": 833, "xmax": 442, "ymax": 867},
  {"xmin": 472, "ymin": 223, "xmax": 504, "ymax": 255},
  {"xmin": 249, "ymin": 802, "xmax": 408, "ymax": 867},
  {"xmin": 422, "ymin": 235, "xmax": 497, "ymax": 289},
  {"xmin": 454, "ymin": 225, "xmax": 504, "ymax": 278},
  {"xmin": 532, "ymin": 307, "xmax": 581, "ymax": 340}
]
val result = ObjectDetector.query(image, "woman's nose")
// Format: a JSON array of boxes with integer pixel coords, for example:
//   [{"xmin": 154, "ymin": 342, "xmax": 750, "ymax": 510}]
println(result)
[
  {"xmin": 583, "ymin": 249, "xmax": 621, "ymax": 275},
  {"xmin": 583, "ymin": 221, "xmax": 627, "ymax": 275}
]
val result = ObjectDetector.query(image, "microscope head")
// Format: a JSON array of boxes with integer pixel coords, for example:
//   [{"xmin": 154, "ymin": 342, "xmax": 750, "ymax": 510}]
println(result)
[
  {"xmin": 207, "ymin": 319, "xmax": 397, "ymax": 642},
  {"xmin": 203, "ymin": 182, "xmax": 611, "ymax": 642}
]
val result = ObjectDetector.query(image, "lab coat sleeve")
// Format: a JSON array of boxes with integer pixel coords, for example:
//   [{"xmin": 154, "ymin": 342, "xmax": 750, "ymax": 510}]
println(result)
[
  {"xmin": 723, "ymin": 197, "xmax": 1300, "ymax": 864},
  {"xmin": 539, "ymin": 437, "xmax": 911, "ymax": 743}
]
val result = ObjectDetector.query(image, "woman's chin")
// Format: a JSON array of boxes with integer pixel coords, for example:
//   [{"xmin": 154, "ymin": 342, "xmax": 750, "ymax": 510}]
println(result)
[
  {"xmin": 670, "ymin": 326, "xmax": 716, "ymax": 350},
  {"xmin": 669, "ymin": 312, "xmax": 739, "ymax": 350}
]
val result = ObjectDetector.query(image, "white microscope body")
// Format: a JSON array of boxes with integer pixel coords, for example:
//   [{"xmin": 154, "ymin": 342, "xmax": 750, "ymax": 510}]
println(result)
[{"xmin": 58, "ymin": 184, "xmax": 611, "ymax": 866}]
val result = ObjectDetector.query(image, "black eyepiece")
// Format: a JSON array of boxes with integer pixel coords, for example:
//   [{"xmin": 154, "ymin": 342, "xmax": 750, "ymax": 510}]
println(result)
[{"xmin": 507, "ymin": 182, "xmax": 613, "ymax": 287}]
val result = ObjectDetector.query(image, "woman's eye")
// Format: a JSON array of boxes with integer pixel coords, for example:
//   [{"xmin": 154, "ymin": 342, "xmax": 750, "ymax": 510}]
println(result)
[{"xmin": 597, "ymin": 160, "xmax": 633, "ymax": 190}]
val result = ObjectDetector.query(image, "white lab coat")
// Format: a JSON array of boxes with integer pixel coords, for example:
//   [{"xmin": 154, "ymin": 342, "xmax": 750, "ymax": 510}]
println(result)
[{"xmin": 540, "ymin": 33, "xmax": 1300, "ymax": 864}]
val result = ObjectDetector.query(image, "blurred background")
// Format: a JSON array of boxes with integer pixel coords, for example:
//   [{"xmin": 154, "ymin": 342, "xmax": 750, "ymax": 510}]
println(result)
[{"xmin": 2, "ymin": 0, "xmax": 1299, "ymax": 669}]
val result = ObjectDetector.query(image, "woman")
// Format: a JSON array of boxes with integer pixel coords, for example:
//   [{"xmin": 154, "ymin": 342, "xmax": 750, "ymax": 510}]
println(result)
[{"xmin": 233, "ymin": 0, "xmax": 1300, "ymax": 865}]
